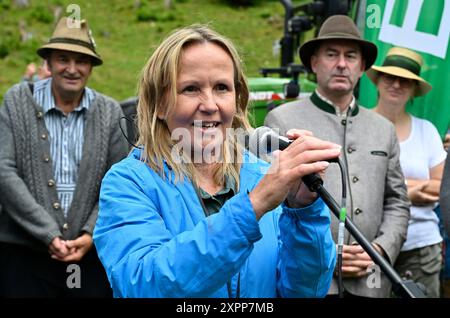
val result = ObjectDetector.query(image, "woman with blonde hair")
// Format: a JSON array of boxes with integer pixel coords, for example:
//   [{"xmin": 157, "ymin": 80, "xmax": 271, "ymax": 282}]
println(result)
[
  {"xmin": 93, "ymin": 24, "xmax": 341, "ymax": 298},
  {"xmin": 369, "ymin": 47, "xmax": 446, "ymax": 297}
]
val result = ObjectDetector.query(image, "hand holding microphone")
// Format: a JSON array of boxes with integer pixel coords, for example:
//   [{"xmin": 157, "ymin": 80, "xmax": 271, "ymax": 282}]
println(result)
[{"xmin": 248, "ymin": 127, "xmax": 341, "ymax": 220}]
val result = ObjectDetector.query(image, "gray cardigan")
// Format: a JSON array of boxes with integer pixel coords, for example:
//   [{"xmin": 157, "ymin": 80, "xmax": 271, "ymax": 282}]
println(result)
[
  {"xmin": 439, "ymin": 150, "xmax": 450, "ymax": 237},
  {"xmin": 0, "ymin": 82, "xmax": 129, "ymax": 251},
  {"xmin": 265, "ymin": 92, "xmax": 410, "ymax": 297}
]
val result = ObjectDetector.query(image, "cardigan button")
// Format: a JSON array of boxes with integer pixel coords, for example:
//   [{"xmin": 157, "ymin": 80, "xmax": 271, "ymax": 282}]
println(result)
[
  {"xmin": 41, "ymin": 133, "xmax": 47, "ymax": 140},
  {"xmin": 43, "ymin": 156, "xmax": 50, "ymax": 163},
  {"xmin": 354, "ymin": 208, "xmax": 363, "ymax": 215},
  {"xmin": 352, "ymin": 176, "xmax": 359, "ymax": 183},
  {"xmin": 37, "ymin": 112, "xmax": 43, "ymax": 119},
  {"xmin": 52, "ymin": 202, "xmax": 60, "ymax": 210},
  {"xmin": 347, "ymin": 146, "xmax": 355, "ymax": 153},
  {"xmin": 63, "ymin": 223, "xmax": 69, "ymax": 231},
  {"xmin": 47, "ymin": 179, "xmax": 55, "ymax": 187}
]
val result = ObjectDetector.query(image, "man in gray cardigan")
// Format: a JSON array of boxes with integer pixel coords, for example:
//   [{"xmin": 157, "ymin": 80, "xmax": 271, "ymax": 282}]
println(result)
[
  {"xmin": 264, "ymin": 15, "xmax": 410, "ymax": 298},
  {"xmin": 0, "ymin": 17, "xmax": 128, "ymax": 297}
]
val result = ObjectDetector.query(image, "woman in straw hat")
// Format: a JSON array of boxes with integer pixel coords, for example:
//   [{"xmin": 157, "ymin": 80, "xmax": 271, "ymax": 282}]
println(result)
[
  {"xmin": 369, "ymin": 47, "xmax": 446, "ymax": 297},
  {"xmin": 93, "ymin": 24, "xmax": 341, "ymax": 298}
]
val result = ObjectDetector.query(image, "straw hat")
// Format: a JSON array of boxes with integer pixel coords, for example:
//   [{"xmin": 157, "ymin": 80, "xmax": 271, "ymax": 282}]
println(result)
[
  {"xmin": 366, "ymin": 47, "xmax": 432, "ymax": 96},
  {"xmin": 299, "ymin": 15, "xmax": 377, "ymax": 71},
  {"xmin": 37, "ymin": 17, "xmax": 102, "ymax": 66}
]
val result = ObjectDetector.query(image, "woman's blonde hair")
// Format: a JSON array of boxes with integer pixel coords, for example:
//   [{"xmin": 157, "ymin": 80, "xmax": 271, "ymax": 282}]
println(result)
[{"xmin": 136, "ymin": 24, "xmax": 251, "ymax": 188}]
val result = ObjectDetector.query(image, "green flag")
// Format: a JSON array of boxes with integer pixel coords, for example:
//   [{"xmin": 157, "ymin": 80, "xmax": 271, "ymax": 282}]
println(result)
[{"xmin": 358, "ymin": 0, "xmax": 450, "ymax": 138}]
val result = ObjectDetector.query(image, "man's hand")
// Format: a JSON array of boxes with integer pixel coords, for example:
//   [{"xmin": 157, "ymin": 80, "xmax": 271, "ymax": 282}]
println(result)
[
  {"xmin": 50, "ymin": 233, "xmax": 93, "ymax": 262},
  {"xmin": 339, "ymin": 245, "xmax": 373, "ymax": 278},
  {"xmin": 337, "ymin": 243, "xmax": 386, "ymax": 278},
  {"xmin": 48, "ymin": 236, "xmax": 70, "ymax": 259}
]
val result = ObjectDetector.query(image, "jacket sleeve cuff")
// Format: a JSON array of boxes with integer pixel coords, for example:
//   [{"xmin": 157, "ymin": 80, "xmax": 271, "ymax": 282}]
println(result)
[
  {"xmin": 81, "ymin": 203, "xmax": 99, "ymax": 235},
  {"xmin": 224, "ymin": 192, "xmax": 262, "ymax": 244},
  {"xmin": 282, "ymin": 197, "xmax": 326, "ymax": 220},
  {"xmin": 371, "ymin": 237, "xmax": 395, "ymax": 264},
  {"xmin": 44, "ymin": 230, "xmax": 63, "ymax": 246}
]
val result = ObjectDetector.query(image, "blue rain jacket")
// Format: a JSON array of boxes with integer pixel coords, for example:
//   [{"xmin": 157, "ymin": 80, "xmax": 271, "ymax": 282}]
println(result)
[{"xmin": 94, "ymin": 149, "xmax": 336, "ymax": 297}]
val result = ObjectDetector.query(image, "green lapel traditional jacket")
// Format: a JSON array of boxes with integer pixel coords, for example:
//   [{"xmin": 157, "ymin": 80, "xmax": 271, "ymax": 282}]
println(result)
[{"xmin": 265, "ymin": 92, "xmax": 410, "ymax": 298}]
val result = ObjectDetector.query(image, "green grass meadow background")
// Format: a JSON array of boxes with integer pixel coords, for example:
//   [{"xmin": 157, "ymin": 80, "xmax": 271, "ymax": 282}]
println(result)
[{"xmin": 0, "ymin": 0, "xmax": 309, "ymax": 102}]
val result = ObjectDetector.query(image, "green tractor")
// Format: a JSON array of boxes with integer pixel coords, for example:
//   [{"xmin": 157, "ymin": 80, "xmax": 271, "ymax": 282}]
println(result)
[{"xmin": 246, "ymin": 0, "xmax": 355, "ymax": 127}]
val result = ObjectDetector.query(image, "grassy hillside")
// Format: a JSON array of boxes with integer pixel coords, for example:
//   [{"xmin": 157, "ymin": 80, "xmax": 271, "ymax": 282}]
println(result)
[{"xmin": 0, "ymin": 0, "xmax": 296, "ymax": 102}]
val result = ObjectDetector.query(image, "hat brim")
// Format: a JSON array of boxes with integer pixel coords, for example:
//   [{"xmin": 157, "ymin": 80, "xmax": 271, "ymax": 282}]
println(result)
[
  {"xmin": 299, "ymin": 36, "xmax": 378, "ymax": 71},
  {"xmin": 37, "ymin": 43, "xmax": 103, "ymax": 66},
  {"xmin": 366, "ymin": 66, "xmax": 432, "ymax": 97}
]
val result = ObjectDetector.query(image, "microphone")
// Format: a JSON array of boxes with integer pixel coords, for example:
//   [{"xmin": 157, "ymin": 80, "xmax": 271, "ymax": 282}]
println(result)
[
  {"xmin": 248, "ymin": 126, "xmax": 292, "ymax": 158},
  {"xmin": 248, "ymin": 126, "xmax": 337, "ymax": 164},
  {"xmin": 248, "ymin": 126, "xmax": 339, "ymax": 191}
]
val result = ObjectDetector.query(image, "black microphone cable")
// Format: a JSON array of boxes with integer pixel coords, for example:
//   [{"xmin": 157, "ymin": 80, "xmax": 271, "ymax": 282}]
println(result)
[
  {"xmin": 302, "ymin": 157, "xmax": 347, "ymax": 298},
  {"xmin": 335, "ymin": 157, "xmax": 347, "ymax": 299},
  {"xmin": 119, "ymin": 115, "xmax": 140, "ymax": 149},
  {"xmin": 336, "ymin": 106, "xmax": 352, "ymax": 298}
]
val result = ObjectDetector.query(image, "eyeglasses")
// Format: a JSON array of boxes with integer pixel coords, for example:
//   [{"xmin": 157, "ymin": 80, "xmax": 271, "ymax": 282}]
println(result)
[{"xmin": 381, "ymin": 74, "xmax": 415, "ymax": 87}]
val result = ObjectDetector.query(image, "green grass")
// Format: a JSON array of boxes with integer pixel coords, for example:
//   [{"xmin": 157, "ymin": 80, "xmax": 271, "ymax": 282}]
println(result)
[{"xmin": 0, "ymin": 0, "xmax": 299, "ymax": 102}]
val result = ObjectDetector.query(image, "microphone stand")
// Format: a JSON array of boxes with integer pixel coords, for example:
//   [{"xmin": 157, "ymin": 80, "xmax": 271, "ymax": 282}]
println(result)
[{"xmin": 302, "ymin": 174, "xmax": 426, "ymax": 298}]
